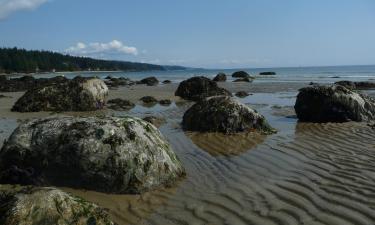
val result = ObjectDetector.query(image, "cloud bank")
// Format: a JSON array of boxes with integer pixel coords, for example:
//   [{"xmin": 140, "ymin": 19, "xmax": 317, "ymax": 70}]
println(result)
[
  {"xmin": 65, "ymin": 40, "xmax": 138, "ymax": 57},
  {"xmin": 0, "ymin": 0, "xmax": 48, "ymax": 20}
]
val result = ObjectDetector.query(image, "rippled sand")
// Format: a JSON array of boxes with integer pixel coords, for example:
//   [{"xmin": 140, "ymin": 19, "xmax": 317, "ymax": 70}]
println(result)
[{"xmin": 1, "ymin": 82, "xmax": 375, "ymax": 225}]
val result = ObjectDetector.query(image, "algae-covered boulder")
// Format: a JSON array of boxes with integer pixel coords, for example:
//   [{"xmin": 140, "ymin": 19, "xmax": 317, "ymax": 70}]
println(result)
[
  {"xmin": 12, "ymin": 77, "xmax": 108, "ymax": 112},
  {"xmin": 175, "ymin": 76, "xmax": 231, "ymax": 101},
  {"xmin": 0, "ymin": 116, "xmax": 185, "ymax": 194},
  {"xmin": 182, "ymin": 96, "xmax": 276, "ymax": 134},
  {"xmin": 294, "ymin": 85, "xmax": 375, "ymax": 122},
  {"xmin": 0, "ymin": 187, "xmax": 115, "ymax": 225}
]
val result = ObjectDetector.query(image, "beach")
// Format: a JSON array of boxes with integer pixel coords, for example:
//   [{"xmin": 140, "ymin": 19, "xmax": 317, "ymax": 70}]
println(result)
[{"xmin": 1, "ymin": 75, "xmax": 375, "ymax": 225}]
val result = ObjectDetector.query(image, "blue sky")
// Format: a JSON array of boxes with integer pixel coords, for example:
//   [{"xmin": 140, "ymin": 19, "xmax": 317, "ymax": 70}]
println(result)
[{"xmin": 0, "ymin": 0, "xmax": 374, "ymax": 68}]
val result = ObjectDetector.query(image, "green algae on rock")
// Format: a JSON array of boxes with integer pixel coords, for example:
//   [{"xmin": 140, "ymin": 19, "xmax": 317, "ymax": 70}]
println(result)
[
  {"xmin": 0, "ymin": 116, "xmax": 185, "ymax": 194},
  {"xmin": 0, "ymin": 186, "xmax": 115, "ymax": 225}
]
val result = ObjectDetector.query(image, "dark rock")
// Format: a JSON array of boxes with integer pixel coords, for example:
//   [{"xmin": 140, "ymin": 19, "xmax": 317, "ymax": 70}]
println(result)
[
  {"xmin": 213, "ymin": 73, "xmax": 227, "ymax": 82},
  {"xmin": 159, "ymin": 99, "xmax": 172, "ymax": 105},
  {"xmin": 335, "ymin": 80, "xmax": 375, "ymax": 90},
  {"xmin": 104, "ymin": 75, "xmax": 113, "ymax": 79},
  {"xmin": 232, "ymin": 71, "xmax": 251, "ymax": 78},
  {"xmin": 331, "ymin": 76, "xmax": 341, "ymax": 78},
  {"xmin": 309, "ymin": 82, "xmax": 319, "ymax": 85},
  {"xmin": 295, "ymin": 85, "xmax": 375, "ymax": 122},
  {"xmin": 175, "ymin": 76, "xmax": 232, "ymax": 101},
  {"xmin": 0, "ymin": 75, "xmax": 68, "ymax": 92},
  {"xmin": 105, "ymin": 77, "xmax": 135, "ymax": 88},
  {"xmin": 143, "ymin": 116, "xmax": 166, "ymax": 127},
  {"xmin": 140, "ymin": 96, "xmax": 158, "ymax": 104},
  {"xmin": 138, "ymin": 76, "xmax": 159, "ymax": 86},
  {"xmin": 12, "ymin": 77, "xmax": 108, "ymax": 112},
  {"xmin": 0, "ymin": 187, "xmax": 115, "ymax": 225},
  {"xmin": 233, "ymin": 77, "xmax": 253, "ymax": 83},
  {"xmin": 182, "ymin": 96, "xmax": 276, "ymax": 134},
  {"xmin": 259, "ymin": 72, "xmax": 276, "ymax": 75},
  {"xmin": 0, "ymin": 116, "xmax": 185, "ymax": 194},
  {"xmin": 235, "ymin": 91, "xmax": 250, "ymax": 98},
  {"xmin": 162, "ymin": 80, "xmax": 172, "ymax": 84},
  {"xmin": 107, "ymin": 98, "xmax": 135, "ymax": 111}
]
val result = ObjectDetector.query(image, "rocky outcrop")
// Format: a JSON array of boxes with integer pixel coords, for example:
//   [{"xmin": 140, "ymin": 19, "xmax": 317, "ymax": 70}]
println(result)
[
  {"xmin": 138, "ymin": 77, "xmax": 159, "ymax": 86},
  {"xmin": 175, "ymin": 76, "xmax": 232, "ymax": 101},
  {"xmin": 0, "ymin": 116, "xmax": 185, "ymax": 194},
  {"xmin": 182, "ymin": 96, "xmax": 276, "ymax": 134},
  {"xmin": 232, "ymin": 71, "xmax": 251, "ymax": 78},
  {"xmin": 104, "ymin": 77, "xmax": 135, "ymax": 88},
  {"xmin": 12, "ymin": 77, "xmax": 108, "ymax": 112},
  {"xmin": 213, "ymin": 73, "xmax": 227, "ymax": 82},
  {"xmin": 335, "ymin": 80, "xmax": 375, "ymax": 90},
  {"xmin": 0, "ymin": 187, "xmax": 115, "ymax": 225},
  {"xmin": 294, "ymin": 85, "xmax": 375, "ymax": 122},
  {"xmin": 259, "ymin": 72, "xmax": 276, "ymax": 75},
  {"xmin": 107, "ymin": 98, "xmax": 135, "ymax": 110},
  {"xmin": 0, "ymin": 75, "xmax": 68, "ymax": 92}
]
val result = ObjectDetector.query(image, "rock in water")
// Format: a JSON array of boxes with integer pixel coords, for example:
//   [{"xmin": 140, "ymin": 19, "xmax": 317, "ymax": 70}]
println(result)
[
  {"xmin": 140, "ymin": 96, "xmax": 158, "ymax": 104},
  {"xmin": 335, "ymin": 80, "xmax": 375, "ymax": 90},
  {"xmin": 232, "ymin": 71, "xmax": 252, "ymax": 78},
  {"xmin": 175, "ymin": 76, "xmax": 232, "ymax": 101},
  {"xmin": 0, "ymin": 187, "xmax": 115, "ymax": 225},
  {"xmin": 213, "ymin": 73, "xmax": 227, "ymax": 82},
  {"xmin": 294, "ymin": 85, "xmax": 375, "ymax": 122},
  {"xmin": 235, "ymin": 91, "xmax": 250, "ymax": 98},
  {"xmin": 259, "ymin": 72, "xmax": 276, "ymax": 75},
  {"xmin": 138, "ymin": 76, "xmax": 159, "ymax": 86},
  {"xmin": 0, "ymin": 116, "xmax": 185, "ymax": 194},
  {"xmin": 182, "ymin": 96, "xmax": 276, "ymax": 134},
  {"xmin": 12, "ymin": 77, "xmax": 108, "ymax": 112}
]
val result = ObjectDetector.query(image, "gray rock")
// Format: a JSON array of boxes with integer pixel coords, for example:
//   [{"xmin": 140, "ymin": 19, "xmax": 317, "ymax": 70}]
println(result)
[
  {"xmin": 295, "ymin": 85, "xmax": 375, "ymax": 122},
  {"xmin": 0, "ymin": 186, "xmax": 115, "ymax": 225},
  {"xmin": 182, "ymin": 96, "xmax": 276, "ymax": 134},
  {"xmin": 12, "ymin": 77, "xmax": 108, "ymax": 112},
  {"xmin": 213, "ymin": 73, "xmax": 227, "ymax": 82},
  {"xmin": 175, "ymin": 76, "xmax": 232, "ymax": 101},
  {"xmin": 0, "ymin": 116, "xmax": 185, "ymax": 194},
  {"xmin": 138, "ymin": 76, "xmax": 159, "ymax": 86}
]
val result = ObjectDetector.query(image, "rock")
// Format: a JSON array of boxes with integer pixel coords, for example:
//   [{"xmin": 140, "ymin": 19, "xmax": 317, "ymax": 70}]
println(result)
[
  {"xmin": 294, "ymin": 85, "xmax": 375, "ymax": 122},
  {"xmin": 138, "ymin": 76, "xmax": 159, "ymax": 86},
  {"xmin": 235, "ymin": 91, "xmax": 250, "ymax": 98},
  {"xmin": 105, "ymin": 77, "xmax": 135, "ymax": 88},
  {"xmin": 259, "ymin": 72, "xmax": 276, "ymax": 75},
  {"xmin": 175, "ymin": 76, "xmax": 232, "ymax": 101},
  {"xmin": 162, "ymin": 80, "xmax": 172, "ymax": 84},
  {"xmin": 182, "ymin": 96, "xmax": 276, "ymax": 134},
  {"xmin": 0, "ymin": 187, "xmax": 115, "ymax": 225},
  {"xmin": 233, "ymin": 77, "xmax": 253, "ymax": 83},
  {"xmin": 11, "ymin": 77, "xmax": 108, "ymax": 112},
  {"xmin": 107, "ymin": 98, "xmax": 135, "ymax": 111},
  {"xmin": 104, "ymin": 75, "xmax": 113, "ymax": 80},
  {"xmin": 213, "ymin": 73, "xmax": 227, "ymax": 82},
  {"xmin": 335, "ymin": 80, "xmax": 375, "ymax": 90},
  {"xmin": 143, "ymin": 116, "xmax": 166, "ymax": 127},
  {"xmin": 159, "ymin": 99, "xmax": 172, "ymax": 105},
  {"xmin": 0, "ymin": 116, "xmax": 185, "ymax": 193},
  {"xmin": 0, "ymin": 76, "xmax": 68, "ymax": 92},
  {"xmin": 232, "ymin": 71, "xmax": 251, "ymax": 78},
  {"xmin": 140, "ymin": 96, "xmax": 158, "ymax": 104},
  {"xmin": 331, "ymin": 76, "xmax": 341, "ymax": 78}
]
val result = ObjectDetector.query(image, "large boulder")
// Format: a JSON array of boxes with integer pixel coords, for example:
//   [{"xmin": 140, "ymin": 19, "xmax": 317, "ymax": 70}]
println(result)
[
  {"xmin": 182, "ymin": 96, "xmax": 276, "ymax": 134},
  {"xmin": 294, "ymin": 85, "xmax": 375, "ymax": 122},
  {"xmin": 213, "ymin": 73, "xmax": 227, "ymax": 82},
  {"xmin": 175, "ymin": 76, "xmax": 232, "ymax": 101},
  {"xmin": 335, "ymin": 80, "xmax": 375, "ymax": 90},
  {"xmin": 0, "ymin": 187, "xmax": 115, "ymax": 225},
  {"xmin": 0, "ymin": 116, "xmax": 185, "ymax": 194},
  {"xmin": 138, "ymin": 76, "xmax": 159, "ymax": 86},
  {"xmin": 232, "ymin": 71, "xmax": 252, "ymax": 78},
  {"xmin": 12, "ymin": 77, "xmax": 108, "ymax": 112}
]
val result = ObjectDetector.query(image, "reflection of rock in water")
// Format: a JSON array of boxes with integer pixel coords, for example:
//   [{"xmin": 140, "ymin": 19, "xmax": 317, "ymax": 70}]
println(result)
[{"xmin": 187, "ymin": 131, "xmax": 266, "ymax": 156}]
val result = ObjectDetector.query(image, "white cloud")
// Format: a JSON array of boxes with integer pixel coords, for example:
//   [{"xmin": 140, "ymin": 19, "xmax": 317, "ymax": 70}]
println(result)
[
  {"xmin": 65, "ymin": 40, "xmax": 138, "ymax": 57},
  {"xmin": 0, "ymin": 0, "xmax": 48, "ymax": 20}
]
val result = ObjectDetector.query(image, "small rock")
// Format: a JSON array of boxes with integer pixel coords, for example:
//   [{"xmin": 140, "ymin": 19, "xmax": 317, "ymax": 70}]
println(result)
[
  {"xmin": 143, "ymin": 116, "xmax": 166, "ymax": 127},
  {"xmin": 107, "ymin": 98, "xmax": 135, "ymax": 111},
  {"xmin": 235, "ymin": 91, "xmax": 250, "ymax": 98},
  {"xmin": 213, "ymin": 73, "xmax": 227, "ymax": 82},
  {"xmin": 140, "ymin": 96, "xmax": 158, "ymax": 104},
  {"xmin": 232, "ymin": 71, "xmax": 251, "ymax": 78},
  {"xmin": 159, "ymin": 99, "xmax": 172, "ymax": 105},
  {"xmin": 138, "ymin": 76, "xmax": 159, "ymax": 86},
  {"xmin": 259, "ymin": 72, "xmax": 276, "ymax": 75},
  {"xmin": 162, "ymin": 80, "xmax": 172, "ymax": 84}
]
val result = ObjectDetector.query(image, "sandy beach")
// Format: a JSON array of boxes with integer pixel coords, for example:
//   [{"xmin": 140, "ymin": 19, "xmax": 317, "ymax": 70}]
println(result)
[{"xmin": 1, "ymin": 79, "xmax": 375, "ymax": 225}]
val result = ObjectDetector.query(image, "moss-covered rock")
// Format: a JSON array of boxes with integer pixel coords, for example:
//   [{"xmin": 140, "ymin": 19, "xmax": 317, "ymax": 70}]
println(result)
[
  {"xmin": 294, "ymin": 85, "xmax": 375, "ymax": 122},
  {"xmin": 182, "ymin": 96, "xmax": 276, "ymax": 134},
  {"xmin": 0, "ymin": 186, "xmax": 115, "ymax": 225},
  {"xmin": 0, "ymin": 116, "xmax": 185, "ymax": 194},
  {"xmin": 12, "ymin": 77, "xmax": 108, "ymax": 112},
  {"xmin": 175, "ymin": 76, "xmax": 232, "ymax": 101}
]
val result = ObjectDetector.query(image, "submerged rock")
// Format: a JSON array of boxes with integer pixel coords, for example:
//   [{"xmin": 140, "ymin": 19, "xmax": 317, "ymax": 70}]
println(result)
[
  {"xmin": 182, "ymin": 96, "xmax": 276, "ymax": 134},
  {"xmin": 12, "ymin": 77, "xmax": 108, "ymax": 112},
  {"xmin": 138, "ymin": 76, "xmax": 159, "ymax": 86},
  {"xmin": 235, "ymin": 91, "xmax": 250, "ymax": 98},
  {"xmin": 175, "ymin": 76, "xmax": 232, "ymax": 101},
  {"xmin": 213, "ymin": 73, "xmax": 227, "ymax": 82},
  {"xmin": 335, "ymin": 80, "xmax": 375, "ymax": 90},
  {"xmin": 232, "ymin": 71, "xmax": 252, "ymax": 78},
  {"xmin": 107, "ymin": 98, "xmax": 135, "ymax": 111},
  {"xmin": 259, "ymin": 72, "xmax": 276, "ymax": 75},
  {"xmin": 294, "ymin": 85, "xmax": 375, "ymax": 122},
  {"xmin": 140, "ymin": 96, "xmax": 158, "ymax": 104},
  {"xmin": 0, "ymin": 116, "xmax": 185, "ymax": 193},
  {"xmin": 0, "ymin": 187, "xmax": 115, "ymax": 225}
]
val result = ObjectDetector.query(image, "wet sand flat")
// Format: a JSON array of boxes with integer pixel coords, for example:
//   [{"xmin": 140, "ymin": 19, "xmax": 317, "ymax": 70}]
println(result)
[{"xmin": 1, "ymin": 81, "xmax": 375, "ymax": 225}]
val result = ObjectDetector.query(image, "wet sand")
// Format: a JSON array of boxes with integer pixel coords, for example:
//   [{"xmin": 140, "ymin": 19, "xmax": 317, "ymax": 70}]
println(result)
[{"xmin": 1, "ymin": 81, "xmax": 375, "ymax": 225}]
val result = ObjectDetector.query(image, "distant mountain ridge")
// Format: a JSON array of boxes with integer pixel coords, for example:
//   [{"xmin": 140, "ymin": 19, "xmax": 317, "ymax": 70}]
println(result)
[{"xmin": 0, "ymin": 47, "xmax": 186, "ymax": 74}]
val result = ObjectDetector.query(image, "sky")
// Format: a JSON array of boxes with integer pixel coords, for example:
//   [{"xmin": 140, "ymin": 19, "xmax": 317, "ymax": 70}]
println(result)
[{"xmin": 0, "ymin": 0, "xmax": 375, "ymax": 69}]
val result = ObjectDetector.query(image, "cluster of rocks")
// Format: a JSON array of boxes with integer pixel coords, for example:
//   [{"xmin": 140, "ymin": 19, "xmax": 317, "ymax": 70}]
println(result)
[
  {"xmin": 334, "ymin": 80, "xmax": 375, "ymax": 90},
  {"xmin": 140, "ymin": 96, "xmax": 172, "ymax": 106},
  {"xmin": 104, "ymin": 76, "xmax": 135, "ymax": 88},
  {"xmin": 0, "ymin": 75, "xmax": 68, "ymax": 92}
]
